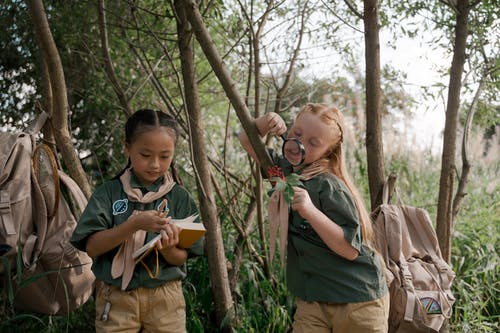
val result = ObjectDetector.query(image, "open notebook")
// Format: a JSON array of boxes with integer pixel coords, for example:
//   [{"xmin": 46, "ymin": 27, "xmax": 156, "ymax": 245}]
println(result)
[{"xmin": 133, "ymin": 214, "xmax": 205, "ymax": 262}]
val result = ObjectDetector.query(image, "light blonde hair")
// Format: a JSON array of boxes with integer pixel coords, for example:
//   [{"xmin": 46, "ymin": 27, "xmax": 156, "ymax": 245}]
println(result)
[{"xmin": 297, "ymin": 103, "xmax": 373, "ymax": 243}]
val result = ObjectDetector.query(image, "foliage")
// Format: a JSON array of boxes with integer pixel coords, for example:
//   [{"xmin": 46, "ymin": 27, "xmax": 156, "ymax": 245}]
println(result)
[
  {"xmin": 1, "ymin": 0, "xmax": 498, "ymax": 331},
  {"xmin": 450, "ymin": 168, "xmax": 500, "ymax": 332},
  {"xmin": 0, "ymin": 1, "xmax": 37, "ymax": 124},
  {"xmin": 269, "ymin": 167, "xmax": 303, "ymax": 205}
]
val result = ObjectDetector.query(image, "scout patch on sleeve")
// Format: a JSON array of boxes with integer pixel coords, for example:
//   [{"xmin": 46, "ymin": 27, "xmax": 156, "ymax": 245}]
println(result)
[{"xmin": 112, "ymin": 199, "xmax": 128, "ymax": 215}]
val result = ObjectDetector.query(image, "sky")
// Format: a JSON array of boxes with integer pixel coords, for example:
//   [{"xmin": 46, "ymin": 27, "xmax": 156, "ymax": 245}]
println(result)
[
  {"xmin": 380, "ymin": 31, "xmax": 449, "ymax": 154},
  {"xmin": 296, "ymin": 21, "xmax": 452, "ymax": 155}
]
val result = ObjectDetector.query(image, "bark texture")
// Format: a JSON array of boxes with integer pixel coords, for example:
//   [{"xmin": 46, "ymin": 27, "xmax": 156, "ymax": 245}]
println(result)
[
  {"xmin": 174, "ymin": 1, "xmax": 234, "ymax": 330},
  {"xmin": 436, "ymin": 0, "xmax": 470, "ymax": 263},
  {"xmin": 183, "ymin": 0, "xmax": 273, "ymax": 171},
  {"xmin": 363, "ymin": 0, "xmax": 385, "ymax": 211}
]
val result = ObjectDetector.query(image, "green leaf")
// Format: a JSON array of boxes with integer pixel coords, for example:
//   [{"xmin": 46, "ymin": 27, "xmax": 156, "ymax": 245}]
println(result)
[
  {"xmin": 286, "ymin": 173, "xmax": 303, "ymax": 187},
  {"xmin": 271, "ymin": 173, "xmax": 303, "ymax": 205},
  {"xmin": 273, "ymin": 178, "xmax": 286, "ymax": 192},
  {"xmin": 284, "ymin": 185, "xmax": 295, "ymax": 205},
  {"xmin": 271, "ymin": 176, "xmax": 284, "ymax": 184}
]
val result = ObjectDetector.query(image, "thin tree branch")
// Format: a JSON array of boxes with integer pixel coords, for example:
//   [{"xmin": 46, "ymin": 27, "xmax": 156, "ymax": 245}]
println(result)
[
  {"xmin": 343, "ymin": 0, "xmax": 363, "ymax": 19},
  {"xmin": 97, "ymin": 0, "xmax": 133, "ymax": 116},
  {"xmin": 273, "ymin": 1, "xmax": 309, "ymax": 114},
  {"xmin": 452, "ymin": 73, "xmax": 485, "ymax": 220},
  {"xmin": 184, "ymin": 0, "xmax": 274, "ymax": 171}
]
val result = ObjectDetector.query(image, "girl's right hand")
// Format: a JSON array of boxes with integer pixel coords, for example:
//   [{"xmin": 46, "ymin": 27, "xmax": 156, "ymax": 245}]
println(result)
[
  {"xmin": 132, "ymin": 211, "xmax": 171, "ymax": 233},
  {"xmin": 291, "ymin": 186, "xmax": 316, "ymax": 220},
  {"xmin": 264, "ymin": 112, "xmax": 287, "ymax": 136}
]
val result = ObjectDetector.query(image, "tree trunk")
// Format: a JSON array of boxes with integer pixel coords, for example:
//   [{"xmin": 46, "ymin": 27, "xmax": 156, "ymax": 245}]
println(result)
[
  {"xmin": 436, "ymin": 0, "xmax": 470, "ymax": 263},
  {"xmin": 39, "ymin": 56, "xmax": 55, "ymax": 145},
  {"xmin": 174, "ymin": 1, "xmax": 234, "ymax": 330},
  {"xmin": 27, "ymin": 0, "xmax": 92, "ymax": 198},
  {"xmin": 183, "ymin": 0, "xmax": 273, "ymax": 171},
  {"xmin": 363, "ymin": 0, "xmax": 385, "ymax": 211}
]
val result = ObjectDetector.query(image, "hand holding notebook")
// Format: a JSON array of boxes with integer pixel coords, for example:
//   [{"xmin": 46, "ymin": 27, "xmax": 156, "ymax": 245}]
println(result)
[{"xmin": 133, "ymin": 200, "xmax": 205, "ymax": 262}]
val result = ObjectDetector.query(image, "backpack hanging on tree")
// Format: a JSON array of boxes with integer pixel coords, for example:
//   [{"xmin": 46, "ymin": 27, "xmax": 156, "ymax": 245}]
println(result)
[
  {"xmin": 0, "ymin": 113, "xmax": 95, "ymax": 315},
  {"xmin": 371, "ymin": 178, "xmax": 456, "ymax": 333}
]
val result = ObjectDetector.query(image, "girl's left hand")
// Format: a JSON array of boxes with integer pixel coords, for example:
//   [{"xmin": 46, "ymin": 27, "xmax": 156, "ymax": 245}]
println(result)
[
  {"xmin": 156, "ymin": 222, "xmax": 180, "ymax": 250},
  {"xmin": 291, "ymin": 187, "xmax": 315, "ymax": 219}
]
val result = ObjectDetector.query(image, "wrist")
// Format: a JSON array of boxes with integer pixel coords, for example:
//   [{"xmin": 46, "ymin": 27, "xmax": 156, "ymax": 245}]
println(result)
[
  {"xmin": 159, "ymin": 246, "xmax": 171, "ymax": 256},
  {"xmin": 255, "ymin": 116, "xmax": 270, "ymax": 136},
  {"xmin": 301, "ymin": 205, "xmax": 321, "ymax": 223},
  {"xmin": 124, "ymin": 214, "xmax": 140, "ymax": 233}
]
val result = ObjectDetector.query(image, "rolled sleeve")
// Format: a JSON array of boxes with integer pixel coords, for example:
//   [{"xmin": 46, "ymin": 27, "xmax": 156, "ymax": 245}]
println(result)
[
  {"xmin": 70, "ymin": 185, "xmax": 113, "ymax": 252},
  {"xmin": 319, "ymin": 180, "xmax": 362, "ymax": 251}
]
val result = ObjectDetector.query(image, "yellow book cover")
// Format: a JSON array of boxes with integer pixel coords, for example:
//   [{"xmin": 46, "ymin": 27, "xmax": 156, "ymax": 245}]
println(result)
[{"xmin": 173, "ymin": 215, "xmax": 206, "ymax": 248}]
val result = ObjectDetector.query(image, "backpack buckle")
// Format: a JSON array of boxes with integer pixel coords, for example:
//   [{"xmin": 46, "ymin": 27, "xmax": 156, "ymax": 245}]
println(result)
[
  {"xmin": 0, "ymin": 191, "xmax": 11, "ymax": 210},
  {"xmin": 400, "ymin": 263, "xmax": 413, "ymax": 280},
  {"xmin": 0, "ymin": 190, "xmax": 16, "ymax": 235}
]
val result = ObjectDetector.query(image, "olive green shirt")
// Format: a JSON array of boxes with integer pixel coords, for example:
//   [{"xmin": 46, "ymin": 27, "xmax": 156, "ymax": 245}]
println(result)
[
  {"xmin": 71, "ymin": 172, "xmax": 203, "ymax": 290},
  {"xmin": 270, "ymin": 151, "xmax": 387, "ymax": 303}
]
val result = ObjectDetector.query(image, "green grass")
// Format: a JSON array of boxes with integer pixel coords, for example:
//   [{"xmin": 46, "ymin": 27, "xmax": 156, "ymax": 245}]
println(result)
[{"xmin": 449, "ymin": 182, "xmax": 499, "ymax": 332}]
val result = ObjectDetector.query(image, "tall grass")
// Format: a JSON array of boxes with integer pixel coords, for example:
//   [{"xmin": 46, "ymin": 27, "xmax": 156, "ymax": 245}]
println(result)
[{"xmin": 449, "ymin": 176, "xmax": 499, "ymax": 332}]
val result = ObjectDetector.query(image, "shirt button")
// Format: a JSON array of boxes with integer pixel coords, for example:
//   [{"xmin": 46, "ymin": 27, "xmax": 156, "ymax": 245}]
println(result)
[{"xmin": 300, "ymin": 224, "xmax": 307, "ymax": 230}]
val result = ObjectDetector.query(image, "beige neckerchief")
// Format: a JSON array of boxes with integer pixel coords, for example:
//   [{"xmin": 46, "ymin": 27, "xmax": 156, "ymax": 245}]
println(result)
[
  {"xmin": 268, "ymin": 158, "xmax": 330, "ymax": 265},
  {"xmin": 111, "ymin": 168, "xmax": 175, "ymax": 290}
]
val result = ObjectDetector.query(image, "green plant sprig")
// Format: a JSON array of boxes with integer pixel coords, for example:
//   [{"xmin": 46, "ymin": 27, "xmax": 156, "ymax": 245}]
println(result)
[{"xmin": 271, "ymin": 173, "xmax": 303, "ymax": 205}]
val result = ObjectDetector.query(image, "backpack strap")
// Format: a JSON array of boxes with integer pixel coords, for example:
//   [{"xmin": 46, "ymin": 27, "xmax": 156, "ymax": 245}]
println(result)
[
  {"xmin": 383, "ymin": 195, "xmax": 417, "ymax": 323},
  {"xmin": 21, "ymin": 152, "xmax": 51, "ymax": 268},
  {"xmin": 382, "ymin": 178, "xmax": 403, "ymax": 206},
  {"xmin": 399, "ymin": 254, "xmax": 417, "ymax": 322},
  {"xmin": 58, "ymin": 171, "xmax": 88, "ymax": 213},
  {"xmin": 426, "ymin": 250, "xmax": 455, "ymax": 310},
  {"xmin": 26, "ymin": 111, "xmax": 49, "ymax": 136},
  {"xmin": 382, "ymin": 180, "xmax": 390, "ymax": 205},
  {"xmin": 0, "ymin": 191, "xmax": 16, "ymax": 236}
]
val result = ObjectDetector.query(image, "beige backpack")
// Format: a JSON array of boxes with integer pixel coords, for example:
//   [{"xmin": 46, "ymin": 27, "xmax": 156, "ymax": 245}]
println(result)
[
  {"xmin": 0, "ymin": 113, "xmax": 95, "ymax": 315},
  {"xmin": 371, "ymin": 179, "xmax": 456, "ymax": 333}
]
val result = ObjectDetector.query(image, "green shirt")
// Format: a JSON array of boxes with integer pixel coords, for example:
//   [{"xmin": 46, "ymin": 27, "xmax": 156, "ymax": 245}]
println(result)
[
  {"xmin": 71, "ymin": 172, "xmax": 203, "ymax": 290},
  {"xmin": 270, "ymin": 151, "xmax": 387, "ymax": 303}
]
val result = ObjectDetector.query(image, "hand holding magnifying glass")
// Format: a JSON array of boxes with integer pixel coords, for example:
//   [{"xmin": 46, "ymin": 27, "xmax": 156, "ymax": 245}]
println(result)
[{"xmin": 264, "ymin": 112, "xmax": 306, "ymax": 167}]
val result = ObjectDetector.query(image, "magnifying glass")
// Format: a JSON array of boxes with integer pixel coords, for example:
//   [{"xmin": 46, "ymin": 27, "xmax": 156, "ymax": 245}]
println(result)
[{"xmin": 280, "ymin": 135, "xmax": 306, "ymax": 166}]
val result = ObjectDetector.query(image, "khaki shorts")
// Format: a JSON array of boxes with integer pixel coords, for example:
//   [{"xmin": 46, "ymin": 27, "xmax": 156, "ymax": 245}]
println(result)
[
  {"xmin": 95, "ymin": 280, "xmax": 186, "ymax": 333},
  {"xmin": 292, "ymin": 293, "xmax": 390, "ymax": 333}
]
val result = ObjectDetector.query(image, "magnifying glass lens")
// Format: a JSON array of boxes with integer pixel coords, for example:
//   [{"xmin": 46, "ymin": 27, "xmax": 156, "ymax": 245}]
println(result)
[{"xmin": 282, "ymin": 138, "xmax": 305, "ymax": 166}]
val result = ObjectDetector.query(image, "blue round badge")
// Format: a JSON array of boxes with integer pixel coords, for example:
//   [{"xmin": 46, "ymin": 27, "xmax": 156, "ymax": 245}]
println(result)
[{"xmin": 112, "ymin": 199, "xmax": 128, "ymax": 215}]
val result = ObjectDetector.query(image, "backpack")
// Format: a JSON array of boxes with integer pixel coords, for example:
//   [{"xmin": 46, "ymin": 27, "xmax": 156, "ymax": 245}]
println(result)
[
  {"xmin": 0, "ymin": 113, "xmax": 95, "ymax": 315},
  {"xmin": 371, "ymin": 178, "xmax": 456, "ymax": 333}
]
